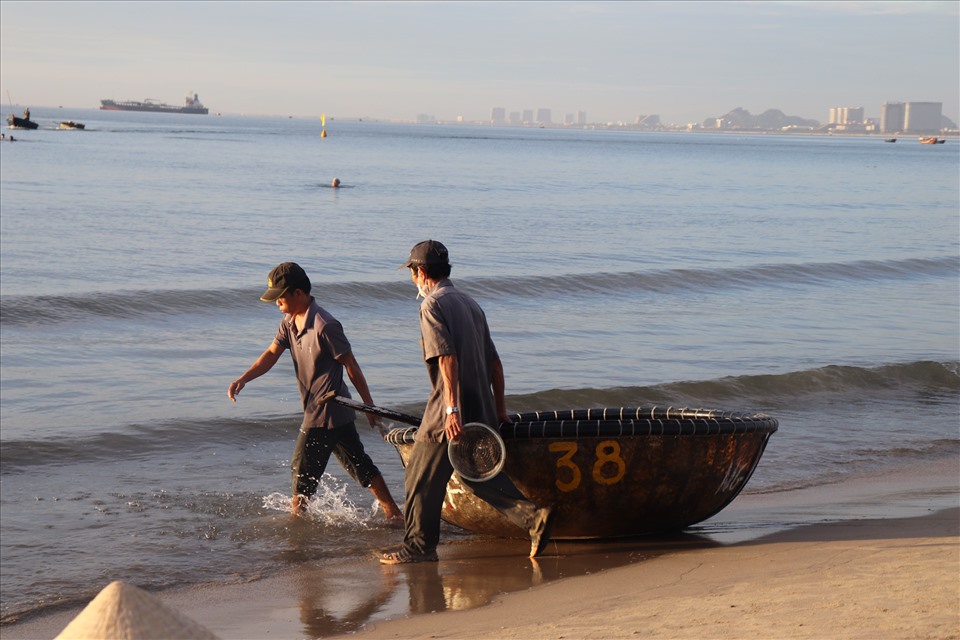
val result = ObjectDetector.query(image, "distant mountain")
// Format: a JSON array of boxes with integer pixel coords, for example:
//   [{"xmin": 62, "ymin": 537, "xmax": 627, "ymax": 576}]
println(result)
[{"xmin": 705, "ymin": 107, "xmax": 820, "ymax": 130}]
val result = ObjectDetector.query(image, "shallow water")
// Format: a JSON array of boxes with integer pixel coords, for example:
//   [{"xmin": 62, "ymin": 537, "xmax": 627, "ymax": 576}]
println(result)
[{"xmin": 1, "ymin": 109, "xmax": 957, "ymax": 623}]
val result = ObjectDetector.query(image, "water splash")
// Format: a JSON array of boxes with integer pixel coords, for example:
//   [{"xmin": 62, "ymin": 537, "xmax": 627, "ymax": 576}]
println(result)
[{"xmin": 261, "ymin": 474, "xmax": 379, "ymax": 528}]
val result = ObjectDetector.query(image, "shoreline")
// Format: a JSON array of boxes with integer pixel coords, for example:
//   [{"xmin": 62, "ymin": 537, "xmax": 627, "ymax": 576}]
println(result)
[
  {"xmin": 338, "ymin": 507, "xmax": 959, "ymax": 640},
  {"xmin": 6, "ymin": 460, "xmax": 958, "ymax": 639}
]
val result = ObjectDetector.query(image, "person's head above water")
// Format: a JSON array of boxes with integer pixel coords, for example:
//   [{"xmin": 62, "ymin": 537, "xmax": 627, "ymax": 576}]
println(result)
[{"xmin": 332, "ymin": 178, "xmax": 341, "ymax": 188}]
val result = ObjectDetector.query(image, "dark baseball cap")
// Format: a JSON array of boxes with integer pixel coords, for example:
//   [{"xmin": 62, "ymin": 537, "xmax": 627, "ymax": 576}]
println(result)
[
  {"xmin": 260, "ymin": 262, "xmax": 310, "ymax": 302},
  {"xmin": 400, "ymin": 240, "xmax": 449, "ymax": 269}
]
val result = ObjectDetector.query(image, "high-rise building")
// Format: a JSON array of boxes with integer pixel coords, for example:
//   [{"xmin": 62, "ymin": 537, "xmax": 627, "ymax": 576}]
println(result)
[
  {"xmin": 880, "ymin": 101, "xmax": 943, "ymax": 133},
  {"xmin": 880, "ymin": 102, "xmax": 905, "ymax": 133},
  {"xmin": 829, "ymin": 107, "xmax": 864, "ymax": 125},
  {"xmin": 490, "ymin": 107, "xmax": 506, "ymax": 125},
  {"xmin": 904, "ymin": 102, "xmax": 942, "ymax": 133},
  {"xmin": 636, "ymin": 115, "xmax": 661, "ymax": 129},
  {"xmin": 509, "ymin": 111, "xmax": 521, "ymax": 125},
  {"xmin": 522, "ymin": 109, "xmax": 534, "ymax": 124},
  {"xmin": 577, "ymin": 111, "xmax": 587, "ymax": 126},
  {"xmin": 536, "ymin": 108, "xmax": 552, "ymax": 125}
]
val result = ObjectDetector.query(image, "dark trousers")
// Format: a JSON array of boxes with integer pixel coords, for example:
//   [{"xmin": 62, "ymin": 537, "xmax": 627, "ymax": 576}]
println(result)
[
  {"xmin": 291, "ymin": 423, "xmax": 381, "ymax": 497},
  {"xmin": 401, "ymin": 439, "xmax": 540, "ymax": 554}
]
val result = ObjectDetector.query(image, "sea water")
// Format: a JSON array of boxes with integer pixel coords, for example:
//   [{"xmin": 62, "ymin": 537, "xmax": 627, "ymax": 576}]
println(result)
[{"xmin": 1, "ymin": 108, "xmax": 957, "ymax": 626}]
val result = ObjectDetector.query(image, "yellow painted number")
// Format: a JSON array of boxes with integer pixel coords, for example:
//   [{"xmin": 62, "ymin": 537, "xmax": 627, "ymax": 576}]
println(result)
[
  {"xmin": 549, "ymin": 440, "xmax": 627, "ymax": 491},
  {"xmin": 548, "ymin": 442, "xmax": 581, "ymax": 492},
  {"xmin": 592, "ymin": 441, "xmax": 626, "ymax": 485}
]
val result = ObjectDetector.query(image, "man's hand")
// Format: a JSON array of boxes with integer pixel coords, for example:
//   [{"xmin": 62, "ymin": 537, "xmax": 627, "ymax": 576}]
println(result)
[
  {"xmin": 227, "ymin": 379, "xmax": 245, "ymax": 402},
  {"xmin": 445, "ymin": 412, "xmax": 463, "ymax": 443},
  {"xmin": 228, "ymin": 345, "xmax": 283, "ymax": 404}
]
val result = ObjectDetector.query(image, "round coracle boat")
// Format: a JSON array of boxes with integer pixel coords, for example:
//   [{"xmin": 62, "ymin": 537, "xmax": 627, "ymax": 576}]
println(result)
[{"xmin": 385, "ymin": 405, "xmax": 778, "ymax": 539}]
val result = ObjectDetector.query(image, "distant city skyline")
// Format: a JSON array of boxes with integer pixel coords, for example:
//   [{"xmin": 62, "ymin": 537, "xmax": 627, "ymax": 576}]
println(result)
[
  {"xmin": 1, "ymin": 1, "xmax": 957, "ymax": 126},
  {"xmin": 475, "ymin": 99, "xmax": 951, "ymax": 130}
]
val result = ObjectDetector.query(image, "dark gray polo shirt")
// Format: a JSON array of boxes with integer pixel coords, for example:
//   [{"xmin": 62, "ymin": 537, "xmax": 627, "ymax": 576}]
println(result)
[
  {"xmin": 273, "ymin": 298, "xmax": 356, "ymax": 429},
  {"xmin": 418, "ymin": 279, "xmax": 500, "ymax": 442}
]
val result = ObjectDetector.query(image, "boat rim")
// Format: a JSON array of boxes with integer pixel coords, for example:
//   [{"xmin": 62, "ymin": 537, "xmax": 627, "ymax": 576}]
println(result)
[{"xmin": 384, "ymin": 405, "xmax": 779, "ymax": 443}]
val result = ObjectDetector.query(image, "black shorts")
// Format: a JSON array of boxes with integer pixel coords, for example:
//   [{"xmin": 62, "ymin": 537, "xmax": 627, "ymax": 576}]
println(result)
[{"xmin": 290, "ymin": 422, "xmax": 381, "ymax": 497}]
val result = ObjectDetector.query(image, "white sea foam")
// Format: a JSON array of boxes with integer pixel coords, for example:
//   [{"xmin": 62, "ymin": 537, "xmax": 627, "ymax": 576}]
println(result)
[{"xmin": 261, "ymin": 475, "xmax": 378, "ymax": 528}]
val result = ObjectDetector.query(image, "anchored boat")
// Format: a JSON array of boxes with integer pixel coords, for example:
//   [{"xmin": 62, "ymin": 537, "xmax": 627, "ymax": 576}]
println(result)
[
  {"xmin": 6, "ymin": 114, "xmax": 38, "ymax": 129},
  {"xmin": 100, "ymin": 93, "xmax": 208, "ymax": 115},
  {"xmin": 385, "ymin": 405, "xmax": 777, "ymax": 539}
]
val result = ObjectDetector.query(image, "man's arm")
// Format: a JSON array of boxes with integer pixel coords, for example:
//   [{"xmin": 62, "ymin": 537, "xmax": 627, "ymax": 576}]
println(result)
[
  {"xmin": 438, "ymin": 354, "xmax": 463, "ymax": 442},
  {"xmin": 339, "ymin": 351, "xmax": 378, "ymax": 428},
  {"xmin": 228, "ymin": 342, "xmax": 284, "ymax": 402}
]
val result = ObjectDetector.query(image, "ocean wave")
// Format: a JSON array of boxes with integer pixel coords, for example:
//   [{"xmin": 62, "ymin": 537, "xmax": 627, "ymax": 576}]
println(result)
[
  {"xmin": 508, "ymin": 360, "xmax": 960, "ymax": 410},
  {"xmin": 2, "ymin": 256, "xmax": 955, "ymax": 327},
  {"xmin": 746, "ymin": 439, "xmax": 960, "ymax": 495},
  {"xmin": 2, "ymin": 361, "xmax": 955, "ymax": 473},
  {"xmin": 0, "ymin": 416, "xmax": 297, "ymax": 474}
]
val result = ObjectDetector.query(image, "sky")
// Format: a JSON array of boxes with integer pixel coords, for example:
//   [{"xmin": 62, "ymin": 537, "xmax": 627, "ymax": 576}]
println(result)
[{"xmin": 1, "ymin": 1, "xmax": 957, "ymax": 126}]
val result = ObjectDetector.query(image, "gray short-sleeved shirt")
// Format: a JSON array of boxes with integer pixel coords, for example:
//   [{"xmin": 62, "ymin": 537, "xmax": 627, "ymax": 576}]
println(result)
[
  {"xmin": 273, "ymin": 298, "xmax": 356, "ymax": 429},
  {"xmin": 418, "ymin": 279, "xmax": 500, "ymax": 442}
]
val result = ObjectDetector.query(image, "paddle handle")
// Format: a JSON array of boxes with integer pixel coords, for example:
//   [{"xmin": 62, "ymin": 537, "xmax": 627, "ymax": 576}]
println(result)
[{"xmin": 318, "ymin": 391, "xmax": 422, "ymax": 427}]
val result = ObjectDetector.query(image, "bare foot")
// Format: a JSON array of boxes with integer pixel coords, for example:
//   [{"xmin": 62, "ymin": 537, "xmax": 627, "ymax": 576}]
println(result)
[
  {"xmin": 291, "ymin": 494, "xmax": 306, "ymax": 517},
  {"xmin": 385, "ymin": 513, "xmax": 404, "ymax": 529}
]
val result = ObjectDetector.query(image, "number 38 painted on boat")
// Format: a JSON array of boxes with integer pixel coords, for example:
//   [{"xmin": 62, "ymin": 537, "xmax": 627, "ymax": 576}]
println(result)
[{"xmin": 548, "ymin": 441, "xmax": 626, "ymax": 492}]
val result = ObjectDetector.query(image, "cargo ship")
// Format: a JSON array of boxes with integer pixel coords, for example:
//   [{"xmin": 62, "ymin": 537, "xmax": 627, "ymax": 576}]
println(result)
[{"xmin": 99, "ymin": 93, "xmax": 208, "ymax": 115}]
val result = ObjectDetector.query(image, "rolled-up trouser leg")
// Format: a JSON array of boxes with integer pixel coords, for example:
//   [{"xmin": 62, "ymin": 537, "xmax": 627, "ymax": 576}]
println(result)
[{"xmin": 291, "ymin": 427, "xmax": 335, "ymax": 498}]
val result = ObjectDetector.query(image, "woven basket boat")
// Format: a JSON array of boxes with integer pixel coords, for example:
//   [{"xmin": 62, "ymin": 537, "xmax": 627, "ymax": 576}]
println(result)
[{"xmin": 385, "ymin": 406, "xmax": 778, "ymax": 539}]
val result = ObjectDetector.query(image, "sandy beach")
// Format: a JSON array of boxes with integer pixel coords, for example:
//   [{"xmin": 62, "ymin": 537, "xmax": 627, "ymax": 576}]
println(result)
[
  {"xmin": 7, "ymin": 459, "xmax": 958, "ymax": 640},
  {"xmin": 337, "ymin": 507, "xmax": 959, "ymax": 640}
]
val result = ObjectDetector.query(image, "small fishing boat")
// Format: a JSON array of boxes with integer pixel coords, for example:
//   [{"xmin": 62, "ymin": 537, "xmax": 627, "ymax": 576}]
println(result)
[
  {"xmin": 884, "ymin": 138, "xmax": 897, "ymax": 143},
  {"xmin": 919, "ymin": 136, "xmax": 945, "ymax": 144},
  {"xmin": 59, "ymin": 121, "xmax": 85, "ymax": 130},
  {"xmin": 6, "ymin": 114, "xmax": 38, "ymax": 130},
  {"xmin": 385, "ymin": 405, "xmax": 778, "ymax": 539}
]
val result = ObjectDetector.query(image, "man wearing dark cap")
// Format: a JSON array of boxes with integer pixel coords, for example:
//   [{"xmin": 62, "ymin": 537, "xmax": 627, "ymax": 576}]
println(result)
[
  {"xmin": 379, "ymin": 241, "xmax": 554, "ymax": 564},
  {"xmin": 228, "ymin": 262, "xmax": 403, "ymax": 523}
]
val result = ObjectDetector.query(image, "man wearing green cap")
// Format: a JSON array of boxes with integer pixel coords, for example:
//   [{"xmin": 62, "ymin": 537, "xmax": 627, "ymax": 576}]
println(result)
[{"xmin": 228, "ymin": 262, "xmax": 403, "ymax": 523}]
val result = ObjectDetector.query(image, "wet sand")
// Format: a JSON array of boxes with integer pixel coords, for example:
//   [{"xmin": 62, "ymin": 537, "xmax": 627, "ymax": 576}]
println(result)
[
  {"xmin": 7, "ymin": 461, "xmax": 958, "ymax": 640},
  {"xmin": 337, "ymin": 507, "xmax": 959, "ymax": 640}
]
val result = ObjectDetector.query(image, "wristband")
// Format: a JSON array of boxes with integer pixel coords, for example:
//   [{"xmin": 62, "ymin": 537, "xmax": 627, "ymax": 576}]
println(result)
[{"xmin": 445, "ymin": 406, "xmax": 460, "ymax": 415}]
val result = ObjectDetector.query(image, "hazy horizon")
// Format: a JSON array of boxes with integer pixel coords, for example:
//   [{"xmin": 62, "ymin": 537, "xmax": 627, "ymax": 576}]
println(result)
[{"xmin": 1, "ymin": 1, "xmax": 957, "ymax": 125}]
